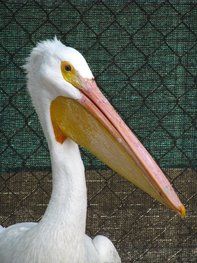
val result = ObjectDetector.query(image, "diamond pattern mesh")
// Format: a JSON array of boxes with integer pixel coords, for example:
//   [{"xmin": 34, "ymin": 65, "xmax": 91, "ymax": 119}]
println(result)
[{"xmin": 0, "ymin": 1, "xmax": 196, "ymax": 262}]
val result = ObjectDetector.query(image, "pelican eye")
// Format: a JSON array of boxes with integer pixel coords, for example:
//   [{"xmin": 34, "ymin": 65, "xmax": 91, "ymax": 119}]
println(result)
[
  {"xmin": 65, "ymin": 64, "xmax": 71, "ymax": 72},
  {"xmin": 61, "ymin": 61, "xmax": 79, "ymax": 87}
]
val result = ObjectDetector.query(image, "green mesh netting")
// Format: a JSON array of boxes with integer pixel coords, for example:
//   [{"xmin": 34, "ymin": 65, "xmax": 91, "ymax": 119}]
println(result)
[{"xmin": 1, "ymin": 0, "xmax": 196, "ymax": 173}]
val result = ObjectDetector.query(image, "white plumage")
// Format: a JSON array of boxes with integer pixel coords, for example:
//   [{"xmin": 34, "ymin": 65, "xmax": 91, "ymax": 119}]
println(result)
[
  {"xmin": 0, "ymin": 39, "xmax": 120, "ymax": 263},
  {"xmin": 0, "ymin": 38, "xmax": 185, "ymax": 263}
]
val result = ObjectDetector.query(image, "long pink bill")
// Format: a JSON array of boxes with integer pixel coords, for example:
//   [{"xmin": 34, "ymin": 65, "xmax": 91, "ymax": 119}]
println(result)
[{"xmin": 77, "ymin": 78, "xmax": 185, "ymax": 216}]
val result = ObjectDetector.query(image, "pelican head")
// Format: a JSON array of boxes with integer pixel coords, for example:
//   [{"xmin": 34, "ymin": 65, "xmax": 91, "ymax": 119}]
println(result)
[{"xmin": 24, "ymin": 38, "xmax": 185, "ymax": 217}]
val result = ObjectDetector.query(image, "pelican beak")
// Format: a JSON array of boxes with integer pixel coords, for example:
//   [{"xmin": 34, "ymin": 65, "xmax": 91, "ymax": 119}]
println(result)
[{"xmin": 50, "ymin": 78, "xmax": 186, "ymax": 217}]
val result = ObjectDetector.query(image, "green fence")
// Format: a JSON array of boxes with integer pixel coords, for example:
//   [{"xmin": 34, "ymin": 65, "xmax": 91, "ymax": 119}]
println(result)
[{"xmin": 0, "ymin": 1, "xmax": 196, "ymax": 262}]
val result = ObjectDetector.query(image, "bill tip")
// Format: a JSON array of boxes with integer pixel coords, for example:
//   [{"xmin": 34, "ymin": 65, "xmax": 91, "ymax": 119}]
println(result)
[{"xmin": 179, "ymin": 205, "xmax": 186, "ymax": 218}]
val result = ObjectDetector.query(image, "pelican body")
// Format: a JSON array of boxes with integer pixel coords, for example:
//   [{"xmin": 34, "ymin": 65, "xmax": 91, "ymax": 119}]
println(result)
[{"xmin": 0, "ymin": 39, "xmax": 185, "ymax": 263}]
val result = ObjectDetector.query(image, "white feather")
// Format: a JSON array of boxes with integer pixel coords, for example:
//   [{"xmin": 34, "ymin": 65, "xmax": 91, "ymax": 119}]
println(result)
[{"xmin": 0, "ymin": 39, "xmax": 121, "ymax": 263}]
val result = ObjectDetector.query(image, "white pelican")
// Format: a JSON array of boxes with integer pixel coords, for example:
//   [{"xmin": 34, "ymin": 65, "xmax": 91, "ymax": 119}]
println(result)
[{"xmin": 0, "ymin": 38, "xmax": 185, "ymax": 263}]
